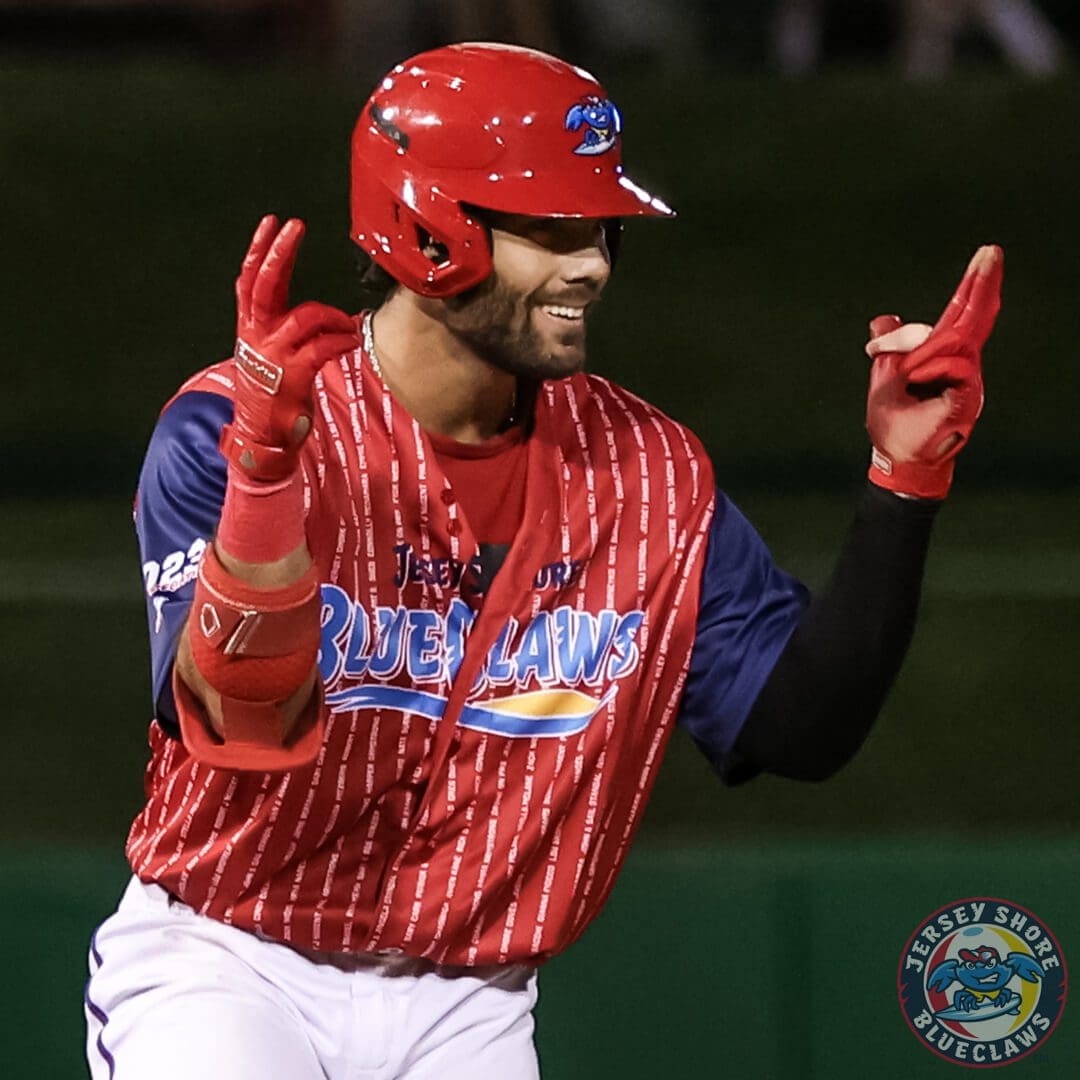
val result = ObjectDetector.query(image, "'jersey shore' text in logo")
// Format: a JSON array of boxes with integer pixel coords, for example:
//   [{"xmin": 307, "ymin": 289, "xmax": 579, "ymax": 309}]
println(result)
[
  {"xmin": 898, "ymin": 897, "xmax": 1066, "ymax": 1068},
  {"xmin": 394, "ymin": 543, "xmax": 582, "ymax": 592}
]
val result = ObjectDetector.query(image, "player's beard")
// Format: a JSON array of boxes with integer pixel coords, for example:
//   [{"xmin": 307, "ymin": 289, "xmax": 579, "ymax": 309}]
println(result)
[{"xmin": 443, "ymin": 273, "xmax": 599, "ymax": 381}]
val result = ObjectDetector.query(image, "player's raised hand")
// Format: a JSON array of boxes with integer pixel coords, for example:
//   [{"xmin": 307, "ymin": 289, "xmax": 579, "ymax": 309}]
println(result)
[
  {"xmin": 222, "ymin": 214, "xmax": 361, "ymax": 482},
  {"xmin": 865, "ymin": 245, "xmax": 1003, "ymax": 500}
]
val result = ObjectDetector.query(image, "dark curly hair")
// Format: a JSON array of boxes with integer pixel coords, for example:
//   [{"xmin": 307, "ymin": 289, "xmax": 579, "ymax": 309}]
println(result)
[{"xmin": 354, "ymin": 248, "xmax": 399, "ymax": 310}]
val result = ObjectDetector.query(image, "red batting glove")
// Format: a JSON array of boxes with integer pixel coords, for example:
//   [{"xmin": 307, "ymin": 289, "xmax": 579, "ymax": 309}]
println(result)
[
  {"xmin": 866, "ymin": 245, "xmax": 1003, "ymax": 500},
  {"xmin": 220, "ymin": 215, "xmax": 360, "ymax": 482}
]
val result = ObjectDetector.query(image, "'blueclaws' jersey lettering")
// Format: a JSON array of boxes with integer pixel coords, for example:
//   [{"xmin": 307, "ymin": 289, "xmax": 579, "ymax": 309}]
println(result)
[{"xmin": 319, "ymin": 588, "xmax": 645, "ymax": 738}]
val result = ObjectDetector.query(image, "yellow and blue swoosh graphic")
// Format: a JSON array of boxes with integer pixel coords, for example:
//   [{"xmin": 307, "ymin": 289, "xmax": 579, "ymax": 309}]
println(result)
[{"xmin": 324, "ymin": 685, "xmax": 615, "ymax": 738}]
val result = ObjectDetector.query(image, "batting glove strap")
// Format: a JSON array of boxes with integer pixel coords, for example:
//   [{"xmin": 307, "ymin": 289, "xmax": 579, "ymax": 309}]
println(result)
[
  {"xmin": 219, "ymin": 422, "xmax": 301, "ymax": 484},
  {"xmin": 868, "ymin": 449, "xmax": 953, "ymax": 502},
  {"xmin": 193, "ymin": 545, "xmax": 320, "ymax": 658}
]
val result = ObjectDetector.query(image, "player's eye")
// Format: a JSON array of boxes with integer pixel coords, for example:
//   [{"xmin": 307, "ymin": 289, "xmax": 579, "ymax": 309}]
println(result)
[{"xmin": 527, "ymin": 225, "xmax": 556, "ymax": 246}]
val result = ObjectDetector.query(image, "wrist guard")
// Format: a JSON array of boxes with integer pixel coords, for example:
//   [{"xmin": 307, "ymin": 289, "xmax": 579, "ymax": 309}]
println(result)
[{"xmin": 180, "ymin": 544, "xmax": 323, "ymax": 770}]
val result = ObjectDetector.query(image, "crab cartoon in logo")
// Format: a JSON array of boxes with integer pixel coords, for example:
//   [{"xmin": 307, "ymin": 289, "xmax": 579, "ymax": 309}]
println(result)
[
  {"xmin": 564, "ymin": 96, "xmax": 622, "ymax": 156},
  {"xmin": 929, "ymin": 945, "xmax": 1044, "ymax": 1021}
]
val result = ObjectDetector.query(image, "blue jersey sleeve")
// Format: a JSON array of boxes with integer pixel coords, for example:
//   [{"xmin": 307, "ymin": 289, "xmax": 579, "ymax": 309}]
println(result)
[
  {"xmin": 678, "ymin": 490, "xmax": 809, "ymax": 780},
  {"xmin": 135, "ymin": 390, "xmax": 232, "ymax": 733}
]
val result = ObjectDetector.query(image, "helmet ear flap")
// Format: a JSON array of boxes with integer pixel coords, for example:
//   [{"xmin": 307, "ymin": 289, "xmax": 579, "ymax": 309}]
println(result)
[
  {"xmin": 417, "ymin": 209, "xmax": 495, "ymax": 274},
  {"xmin": 352, "ymin": 165, "xmax": 493, "ymax": 297},
  {"xmin": 403, "ymin": 194, "xmax": 493, "ymax": 295}
]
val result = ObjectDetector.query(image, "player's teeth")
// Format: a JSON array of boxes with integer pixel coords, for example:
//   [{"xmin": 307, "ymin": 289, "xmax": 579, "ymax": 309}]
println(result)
[{"xmin": 542, "ymin": 305, "xmax": 584, "ymax": 320}]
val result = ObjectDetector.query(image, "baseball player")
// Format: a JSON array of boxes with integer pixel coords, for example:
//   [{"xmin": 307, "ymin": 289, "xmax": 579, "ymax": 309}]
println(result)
[{"xmin": 85, "ymin": 43, "xmax": 1002, "ymax": 1080}]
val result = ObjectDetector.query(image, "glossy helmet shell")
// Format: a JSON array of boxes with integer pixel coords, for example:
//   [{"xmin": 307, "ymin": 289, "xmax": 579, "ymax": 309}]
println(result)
[{"xmin": 350, "ymin": 42, "xmax": 674, "ymax": 298}]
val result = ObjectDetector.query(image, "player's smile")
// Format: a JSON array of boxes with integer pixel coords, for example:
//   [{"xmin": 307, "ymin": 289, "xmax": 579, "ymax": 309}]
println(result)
[
  {"xmin": 529, "ymin": 300, "xmax": 591, "ymax": 363},
  {"xmin": 532, "ymin": 293, "xmax": 592, "ymax": 341},
  {"xmin": 538, "ymin": 303, "xmax": 586, "ymax": 324},
  {"xmin": 522, "ymin": 291, "xmax": 594, "ymax": 370}
]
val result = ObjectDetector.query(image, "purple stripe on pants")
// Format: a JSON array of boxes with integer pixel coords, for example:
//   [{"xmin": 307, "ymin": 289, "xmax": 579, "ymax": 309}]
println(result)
[{"xmin": 85, "ymin": 930, "xmax": 116, "ymax": 1079}]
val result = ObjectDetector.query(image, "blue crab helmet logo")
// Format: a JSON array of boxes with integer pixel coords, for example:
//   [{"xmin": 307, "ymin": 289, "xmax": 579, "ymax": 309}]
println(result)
[{"xmin": 564, "ymin": 96, "xmax": 622, "ymax": 156}]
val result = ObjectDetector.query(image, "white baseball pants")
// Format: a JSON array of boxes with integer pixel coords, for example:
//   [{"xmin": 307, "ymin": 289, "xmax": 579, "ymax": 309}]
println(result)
[{"xmin": 85, "ymin": 878, "xmax": 540, "ymax": 1079}]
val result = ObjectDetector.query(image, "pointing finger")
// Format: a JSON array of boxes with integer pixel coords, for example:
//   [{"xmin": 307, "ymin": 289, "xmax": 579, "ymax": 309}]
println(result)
[
  {"xmin": 251, "ymin": 218, "xmax": 306, "ymax": 325},
  {"xmin": 933, "ymin": 245, "xmax": 1003, "ymax": 344},
  {"xmin": 955, "ymin": 244, "xmax": 1003, "ymax": 347},
  {"xmin": 933, "ymin": 251, "xmax": 978, "ymax": 334},
  {"xmin": 236, "ymin": 214, "xmax": 279, "ymax": 326}
]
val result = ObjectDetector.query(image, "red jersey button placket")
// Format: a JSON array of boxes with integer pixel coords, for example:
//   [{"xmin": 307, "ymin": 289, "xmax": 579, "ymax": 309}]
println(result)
[{"xmin": 439, "ymin": 482, "xmax": 466, "ymax": 548}]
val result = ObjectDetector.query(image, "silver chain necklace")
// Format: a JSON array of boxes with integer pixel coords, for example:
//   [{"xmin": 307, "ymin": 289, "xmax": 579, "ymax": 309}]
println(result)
[
  {"xmin": 362, "ymin": 311, "xmax": 519, "ymax": 430},
  {"xmin": 361, "ymin": 311, "xmax": 383, "ymax": 381}
]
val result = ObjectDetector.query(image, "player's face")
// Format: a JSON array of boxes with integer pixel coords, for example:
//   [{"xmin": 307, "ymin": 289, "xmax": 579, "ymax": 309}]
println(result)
[{"xmin": 442, "ymin": 215, "xmax": 611, "ymax": 380}]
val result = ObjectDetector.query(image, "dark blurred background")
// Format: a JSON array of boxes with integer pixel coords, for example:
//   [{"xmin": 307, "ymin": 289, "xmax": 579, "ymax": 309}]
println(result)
[{"xmin": 2, "ymin": 1, "xmax": 1078, "ymax": 1076}]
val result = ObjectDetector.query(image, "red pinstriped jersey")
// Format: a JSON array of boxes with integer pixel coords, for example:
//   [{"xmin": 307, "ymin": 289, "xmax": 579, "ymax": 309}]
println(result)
[{"xmin": 128, "ymin": 333, "xmax": 757, "ymax": 964}]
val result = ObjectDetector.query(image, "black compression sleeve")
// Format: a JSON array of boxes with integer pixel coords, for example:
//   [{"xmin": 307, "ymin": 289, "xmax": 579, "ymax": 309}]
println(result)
[{"xmin": 727, "ymin": 483, "xmax": 940, "ymax": 784}]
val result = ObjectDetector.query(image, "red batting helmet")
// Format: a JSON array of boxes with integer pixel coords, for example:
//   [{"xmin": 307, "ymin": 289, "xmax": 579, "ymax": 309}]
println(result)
[{"xmin": 349, "ymin": 42, "xmax": 674, "ymax": 298}]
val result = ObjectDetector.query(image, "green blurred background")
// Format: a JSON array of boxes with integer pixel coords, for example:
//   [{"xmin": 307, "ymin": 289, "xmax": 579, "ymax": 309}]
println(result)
[{"xmin": 2, "ymin": 2, "xmax": 1078, "ymax": 1076}]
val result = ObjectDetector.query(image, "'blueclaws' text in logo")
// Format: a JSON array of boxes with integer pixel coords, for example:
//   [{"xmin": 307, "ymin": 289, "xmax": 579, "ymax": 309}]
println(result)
[
  {"xmin": 898, "ymin": 897, "xmax": 1067, "ymax": 1067},
  {"xmin": 319, "ymin": 587, "xmax": 644, "ymax": 739},
  {"xmin": 564, "ymin": 96, "xmax": 622, "ymax": 156}
]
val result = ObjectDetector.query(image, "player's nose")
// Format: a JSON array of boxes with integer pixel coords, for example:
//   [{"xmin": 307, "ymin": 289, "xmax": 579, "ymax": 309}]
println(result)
[{"xmin": 559, "ymin": 242, "xmax": 611, "ymax": 290}]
